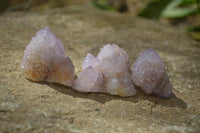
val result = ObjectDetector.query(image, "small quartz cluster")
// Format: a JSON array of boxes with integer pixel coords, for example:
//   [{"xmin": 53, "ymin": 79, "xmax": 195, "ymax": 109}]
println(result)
[
  {"xmin": 73, "ymin": 44, "xmax": 136, "ymax": 96},
  {"xmin": 21, "ymin": 27, "xmax": 75, "ymax": 86},
  {"xmin": 22, "ymin": 27, "xmax": 173, "ymax": 98},
  {"xmin": 131, "ymin": 49, "xmax": 172, "ymax": 98}
]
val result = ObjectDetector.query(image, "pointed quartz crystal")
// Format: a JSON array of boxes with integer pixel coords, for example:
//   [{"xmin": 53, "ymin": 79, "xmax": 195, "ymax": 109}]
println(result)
[
  {"xmin": 73, "ymin": 66, "xmax": 104, "ymax": 92},
  {"xmin": 131, "ymin": 49, "xmax": 172, "ymax": 98},
  {"xmin": 97, "ymin": 44, "xmax": 136, "ymax": 96},
  {"xmin": 73, "ymin": 53, "xmax": 105, "ymax": 93},
  {"xmin": 21, "ymin": 27, "xmax": 75, "ymax": 86}
]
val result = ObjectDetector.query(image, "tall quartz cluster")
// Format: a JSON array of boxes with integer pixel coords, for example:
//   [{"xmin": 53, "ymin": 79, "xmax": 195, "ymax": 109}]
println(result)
[
  {"xmin": 22, "ymin": 27, "xmax": 173, "ymax": 98},
  {"xmin": 21, "ymin": 27, "xmax": 75, "ymax": 86},
  {"xmin": 131, "ymin": 49, "xmax": 172, "ymax": 98},
  {"xmin": 73, "ymin": 44, "xmax": 136, "ymax": 97}
]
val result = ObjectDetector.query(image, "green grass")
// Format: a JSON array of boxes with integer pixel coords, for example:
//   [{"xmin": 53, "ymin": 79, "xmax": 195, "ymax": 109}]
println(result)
[{"xmin": 138, "ymin": 0, "xmax": 199, "ymax": 19}]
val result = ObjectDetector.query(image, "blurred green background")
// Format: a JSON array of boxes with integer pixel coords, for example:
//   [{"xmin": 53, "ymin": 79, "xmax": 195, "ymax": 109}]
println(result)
[{"xmin": 0, "ymin": 0, "xmax": 199, "ymax": 40}]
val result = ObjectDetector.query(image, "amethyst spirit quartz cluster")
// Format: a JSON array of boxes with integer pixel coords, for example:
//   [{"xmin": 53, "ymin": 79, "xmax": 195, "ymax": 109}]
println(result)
[{"xmin": 21, "ymin": 27, "xmax": 173, "ymax": 98}]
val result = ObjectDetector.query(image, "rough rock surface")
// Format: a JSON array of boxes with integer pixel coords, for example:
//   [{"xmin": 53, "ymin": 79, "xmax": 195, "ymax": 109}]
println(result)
[
  {"xmin": 132, "ymin": 49, "xmax": 172, "ymax": 98},
  {"xmin": 21, "ymin": 27, "xmax": 75, "ymax": 86},
  {"xmin": 74, "ymin": 44, "xmax": 136, "ymax": 96},
  {"xmin": 0, "ymin": 3, "xmax": 200, "ymax": 133}
]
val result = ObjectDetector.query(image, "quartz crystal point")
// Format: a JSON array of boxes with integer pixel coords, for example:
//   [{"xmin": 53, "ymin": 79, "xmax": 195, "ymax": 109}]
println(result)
[
  {"xmin": 73, "ymin": 53, "xmax": 105, "ymax": 93},
  {"xmin": 97, "ymin": 44, "xmax": 136, "ymax": 96},
  {"xmin": 82, "ymin": 53, "xmax": 100, "ymax": 70},
  {"xmin": 73, "ymin": 44, "xmax": 136, "ymax": 97},
  {"xmin": 131, "ymin": 49, "xmax": 172, "ymax": 98},
  {"xmin": 21, "ymin": 27, "xmax": 75, "ymax": 86},
  {"xmin": 73, "ymin": 66, "xmax": 104, "ymax": 92}
]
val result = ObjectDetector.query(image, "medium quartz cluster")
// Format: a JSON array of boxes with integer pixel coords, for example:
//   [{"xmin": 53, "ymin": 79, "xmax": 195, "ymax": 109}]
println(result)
[
  {"xmin": 131, "ymin": 49, "xmax": 172, "ymax": 98},
  {"xmin": 73, "ymin": 44, "xmax": 136, "ymax": 97},
  {"xmin": 21, "ymin": 27, "xmax": 75, "ymax": 86},
  {"xmin": 22, "ymin": 27, "xmax": 173, "ymax": 98}
]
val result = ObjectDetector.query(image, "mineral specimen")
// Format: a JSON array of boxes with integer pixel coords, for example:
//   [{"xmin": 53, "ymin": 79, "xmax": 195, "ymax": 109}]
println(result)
[
  {"xmin": 73, "ymin": 66, "xmax": 104, "ymax": 92},
  {"xmin": 73, "ymin": 53, "xmax": 105, "ymax": 93},
  {"xmin": 21, "ymin": 27, "xmax": 75, "ymax": 86},
  {"xmin": 131, "ymin": 49, "xmax": 172, "ymax": 98},
  {"xmin": 97, "ymin": 44, "xmax": 136, "ymax": 96},
  {"xmin": 21, "ymin": 27, "xmax": 172, "ymax": 98},
  {"xmin": 82, "ymin": 53, "xmax": 100, "ymax": 70},
  {"xmin": 73, "ymin": 44, "xmax": 136, "ymax": 97}
]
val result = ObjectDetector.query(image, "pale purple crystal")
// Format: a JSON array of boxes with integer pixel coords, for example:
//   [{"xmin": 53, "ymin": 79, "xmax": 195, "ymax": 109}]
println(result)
[
  {"xmin": 73, "ymin": 53, "xmax": 104, "ymax": 93},
  {"xmin": 73, "ymin": 44, "xmax": 136, "ymax": 97},
  {"xmin": 73, "ymin": 66, "xmax": 104, "ymax": 92},
  {"xmin": 131, "ymin": 49, "xmax": 172, "ymax": 98},
  {"xmin": 21, "ymin": 27, "xmax": 75, "ymax": 86},
  {"xmin": 97, "ymin": 44, "xmax": 136, "ymax": 96},
  {"xmin": 82, "ymin": 53, "xmax": 100, "ymax": 70}
]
